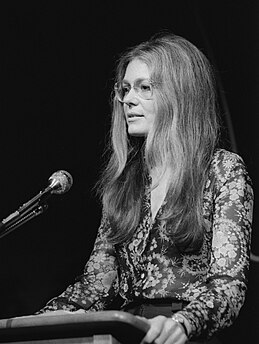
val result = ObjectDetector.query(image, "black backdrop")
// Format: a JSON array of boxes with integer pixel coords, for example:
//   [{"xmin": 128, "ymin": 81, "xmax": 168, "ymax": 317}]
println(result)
[{"xmin": 0, "ymin": 1, "xmax": 258, "ymax": 343}]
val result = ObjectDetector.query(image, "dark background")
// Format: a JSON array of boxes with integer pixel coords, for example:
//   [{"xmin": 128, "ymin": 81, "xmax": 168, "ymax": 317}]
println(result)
[{"xmin": 0, "ymin": 1, "xmax": 258, "ymax": 343}]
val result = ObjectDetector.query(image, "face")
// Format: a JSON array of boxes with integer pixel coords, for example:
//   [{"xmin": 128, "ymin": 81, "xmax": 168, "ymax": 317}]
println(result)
[{"xmin": 122, "ymin": 59, "xmax": 157, "ymax": 137}]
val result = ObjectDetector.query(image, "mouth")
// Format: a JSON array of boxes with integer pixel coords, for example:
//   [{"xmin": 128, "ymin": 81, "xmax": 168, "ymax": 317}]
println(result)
[{"xmin": 127, "ymin": 113, "xmax": 144, "ymax": 119}]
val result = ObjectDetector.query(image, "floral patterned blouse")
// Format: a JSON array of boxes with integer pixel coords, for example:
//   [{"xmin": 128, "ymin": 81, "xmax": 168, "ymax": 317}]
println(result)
[{"xmin": 39, "ymin": 149, "xmax": 253, "ymax": 340}]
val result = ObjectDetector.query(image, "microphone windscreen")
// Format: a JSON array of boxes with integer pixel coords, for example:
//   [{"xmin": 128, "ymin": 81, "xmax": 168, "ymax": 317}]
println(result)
[{"xmin": 48, "ymin": 170, "xmax": 73, "ymax": 194}]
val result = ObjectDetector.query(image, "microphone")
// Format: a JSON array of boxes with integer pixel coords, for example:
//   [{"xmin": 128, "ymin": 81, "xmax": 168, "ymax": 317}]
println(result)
[
  {"xmin": 47, "ymin": 170, "xmax": 73, "ymax": 195},
  {"xmin": 0, "ymin": 170, "xmax": 73, "ymax": 237}
]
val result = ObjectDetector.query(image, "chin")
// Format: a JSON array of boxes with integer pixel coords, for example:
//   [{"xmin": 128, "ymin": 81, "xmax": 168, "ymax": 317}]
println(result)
[
  {"xmin": 128, "ymin": 130, "xmax": 147, "ymax": 137},
  {"xmin": 127, "ymin": 126, "xmax": 148, "ymax": 137}
]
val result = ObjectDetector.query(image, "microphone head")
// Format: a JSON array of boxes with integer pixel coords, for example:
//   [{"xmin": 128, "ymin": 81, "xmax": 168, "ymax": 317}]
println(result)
[{"xmin": 48, "ymin": 170, "xmax": 73, "ymax": 194}]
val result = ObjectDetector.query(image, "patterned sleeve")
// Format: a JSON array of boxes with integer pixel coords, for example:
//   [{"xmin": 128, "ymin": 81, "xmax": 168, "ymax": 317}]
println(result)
[
  {"xmin": 37, "ymin": 212, "xmax": 119, "ymax": 313},
  {"xmin": 179, "ymin": 151, "xmax": 254, "ymax": 340}
]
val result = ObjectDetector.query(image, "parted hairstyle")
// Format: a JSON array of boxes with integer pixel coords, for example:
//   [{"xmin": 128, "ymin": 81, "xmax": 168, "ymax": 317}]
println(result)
[{"xmin": 98, "ymin": 33, "xmax": 220, "ymax": 251}]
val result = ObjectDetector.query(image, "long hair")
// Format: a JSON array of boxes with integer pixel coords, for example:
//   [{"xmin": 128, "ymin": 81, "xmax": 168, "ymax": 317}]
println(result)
[{"xmin": 97, "ymin": 33, "xmax": 220, "ymax": 251}]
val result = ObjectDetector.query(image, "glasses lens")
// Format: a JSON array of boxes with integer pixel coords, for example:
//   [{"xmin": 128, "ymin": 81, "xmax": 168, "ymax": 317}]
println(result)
[
  {"xmin": 137, "ymin": 80, "xmax": 153, "ymax": 99},
  {"xmin": 114, "ymin": 82, "xmax": 125, "ymax": 102},
  {"xmin": 114, "ymin": 80, "xmax": 154, "ymax": 102}
]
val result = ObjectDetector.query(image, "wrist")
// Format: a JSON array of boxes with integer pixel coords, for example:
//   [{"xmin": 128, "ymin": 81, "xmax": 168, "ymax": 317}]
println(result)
[{"xmin": 171, "ymin": 313, "xmax": 191, "ymax": 338}]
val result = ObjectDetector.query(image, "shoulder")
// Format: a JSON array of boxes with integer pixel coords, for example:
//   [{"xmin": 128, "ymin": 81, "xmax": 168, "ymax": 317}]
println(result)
[
  {"xmin": 209, "ymin": 148, "xmax": 251, "ymax": 187},
  {"xmin": 211, "ymin": 148, "xmax": 246, "ymax": 173},
  {"xmin": 212, "ymin": 148, "xmax": 244, "ymax": 167}
]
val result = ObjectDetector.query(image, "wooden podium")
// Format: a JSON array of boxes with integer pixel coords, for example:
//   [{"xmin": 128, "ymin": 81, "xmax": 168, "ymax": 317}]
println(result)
[{"xmin": 0, "ymin": 311, "xmax": 150, "ymax": 344}]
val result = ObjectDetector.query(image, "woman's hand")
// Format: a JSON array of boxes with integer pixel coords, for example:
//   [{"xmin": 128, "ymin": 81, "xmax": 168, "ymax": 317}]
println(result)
[{"xmin": 140, "ymin": 315, "xmax": 188, "ymax": 344}]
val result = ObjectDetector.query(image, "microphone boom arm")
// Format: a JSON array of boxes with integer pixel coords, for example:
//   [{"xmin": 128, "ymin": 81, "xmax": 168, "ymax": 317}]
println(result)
[
  {"xmin": 0, "ymin": 202, "xmax": 48, "ymax": 239},
  {"xmin": 0, "ymin": 186, "xmax": 52, "ymax": 232}
]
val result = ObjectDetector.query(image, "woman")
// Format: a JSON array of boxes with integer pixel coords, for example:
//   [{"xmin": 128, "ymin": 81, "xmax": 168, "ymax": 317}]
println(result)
[{"xmin": 38, "ymin": 33, "xmax": 253, "ymax": 343}]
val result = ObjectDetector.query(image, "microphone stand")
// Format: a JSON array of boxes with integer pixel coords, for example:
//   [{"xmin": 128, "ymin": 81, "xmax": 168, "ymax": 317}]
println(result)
[
  {"xmin": 0, "ymin": 170, "xmax": 73, "ymax": 240},
  {"xmin": 0, "ymin": 187, "xmax": 53, "ymax": 239},
  {"xmin": 0, "ymin": 202, "xmax": 48, "ymax": 239}
]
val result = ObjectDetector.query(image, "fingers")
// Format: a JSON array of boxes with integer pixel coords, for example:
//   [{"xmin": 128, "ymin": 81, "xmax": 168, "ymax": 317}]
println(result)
[
  {"xmin": 140, "ymin": 316, "xmax": 188, "ymax": 344},
  {"xmin": 140, "ymin": 316, "xmax": 164, "ymax": 344},
  {"xmin": 136, "ymin": 315, "xmax": 150, "ymax": 324},
  {"xmin": 155, "ymin": 318, "xmax": 184, "ymax": 344}
]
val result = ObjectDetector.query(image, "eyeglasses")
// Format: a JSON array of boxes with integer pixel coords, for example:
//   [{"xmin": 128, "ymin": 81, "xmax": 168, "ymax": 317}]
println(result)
[{"xmin": 114, "ymin": 79, "xmax": 156, "ymax": 103}]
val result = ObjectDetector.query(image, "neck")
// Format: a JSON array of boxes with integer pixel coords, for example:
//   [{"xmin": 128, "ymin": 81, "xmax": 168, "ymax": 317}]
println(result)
[{"xmin": 150, "ymin": 165, "xmax": 171, "ymax": 189}]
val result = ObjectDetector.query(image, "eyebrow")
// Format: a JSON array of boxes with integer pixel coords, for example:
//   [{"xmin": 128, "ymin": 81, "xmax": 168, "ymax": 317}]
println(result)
[{"xmin": 121, "ymin": 77, "xmax": 150, "ymax": 84}]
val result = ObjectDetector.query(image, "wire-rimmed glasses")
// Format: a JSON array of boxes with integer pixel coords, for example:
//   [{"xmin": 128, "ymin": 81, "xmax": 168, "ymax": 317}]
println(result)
[{"xmin": 114, "ymin": 79, "xmax": 156, "ymax": 103}]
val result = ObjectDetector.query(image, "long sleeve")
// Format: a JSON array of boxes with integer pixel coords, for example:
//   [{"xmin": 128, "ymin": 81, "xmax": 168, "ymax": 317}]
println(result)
[
  {"xmin": 38, "ymin": 213, "xmax": 119, "ymax": 313},
  {"xmin": 178, "ymin": 151, "xmax": 253, "ymax": 340}
]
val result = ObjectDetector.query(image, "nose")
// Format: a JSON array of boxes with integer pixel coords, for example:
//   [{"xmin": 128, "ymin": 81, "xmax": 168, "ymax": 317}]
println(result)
[{"xmin": 123, "ymin": 87, "xmax": 139, "ymax": 106}]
